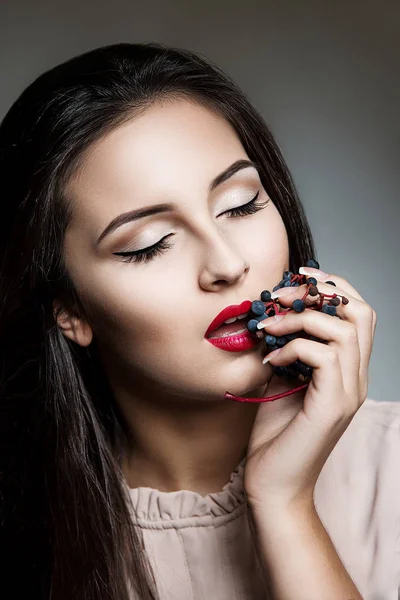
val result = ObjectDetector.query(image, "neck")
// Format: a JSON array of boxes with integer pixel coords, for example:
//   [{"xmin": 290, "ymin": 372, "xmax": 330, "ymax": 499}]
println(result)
[{"xmin": 113, "ymin": 382, "xmax": 266, "ymax": 496}]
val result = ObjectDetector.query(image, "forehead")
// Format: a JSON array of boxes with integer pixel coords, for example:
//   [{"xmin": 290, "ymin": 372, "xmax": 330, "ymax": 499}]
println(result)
[{"xmin": 66, "ymin": 99, "xmax": 247, "ymax": 212}]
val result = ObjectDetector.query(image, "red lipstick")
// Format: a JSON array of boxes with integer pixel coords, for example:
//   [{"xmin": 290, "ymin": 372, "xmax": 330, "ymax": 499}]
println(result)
[{"xmin": 205, "ymin": 300, "xmax": 260, "ymax": 353}]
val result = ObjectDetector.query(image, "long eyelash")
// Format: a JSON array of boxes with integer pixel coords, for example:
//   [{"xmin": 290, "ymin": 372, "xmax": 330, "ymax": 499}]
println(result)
[
  {"xmin": 113, "ymin": 235, "xmax": 174, "ymax": 264},
  {"xmin": 114, "ymin": 191, "xmax": 269, "ymax": 265},
  {"xmin": 224, "ymin": 191, "xmax": 269, "ymax": 217}
]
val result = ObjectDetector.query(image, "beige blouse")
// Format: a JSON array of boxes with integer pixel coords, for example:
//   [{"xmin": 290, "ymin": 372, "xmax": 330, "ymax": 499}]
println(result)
[{"xmin": 128, "ymin": 398, "xmax": 400, "ymax": 599}]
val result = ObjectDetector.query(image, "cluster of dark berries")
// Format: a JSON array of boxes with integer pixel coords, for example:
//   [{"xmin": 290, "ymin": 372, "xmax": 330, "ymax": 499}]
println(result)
[{"xmin": 246, "ymin": 259, "xmax": 349, "ymax": 383}]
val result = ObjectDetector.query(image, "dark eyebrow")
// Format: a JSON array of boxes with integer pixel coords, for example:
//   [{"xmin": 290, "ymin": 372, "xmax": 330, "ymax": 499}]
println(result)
[{"xmin": 95, "ymin": 159, "xmax": 260, "ymax": 247}]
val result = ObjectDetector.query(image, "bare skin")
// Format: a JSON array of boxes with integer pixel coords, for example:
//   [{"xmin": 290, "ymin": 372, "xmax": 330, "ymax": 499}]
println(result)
[{"xmin": 55, "ymin": 97, "xmax": 292, "ymax": 496}]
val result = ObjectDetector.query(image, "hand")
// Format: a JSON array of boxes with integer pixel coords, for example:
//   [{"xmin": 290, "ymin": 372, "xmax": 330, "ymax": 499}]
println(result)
[{"xmin": 243, "ymin": 271, "xmax": 377, "ymax": 513}]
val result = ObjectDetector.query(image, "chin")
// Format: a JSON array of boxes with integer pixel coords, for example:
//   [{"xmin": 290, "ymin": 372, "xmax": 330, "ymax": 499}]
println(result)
[{"xmin": 220, "ymin": 363, "xmax": 272, "ymax": 397}]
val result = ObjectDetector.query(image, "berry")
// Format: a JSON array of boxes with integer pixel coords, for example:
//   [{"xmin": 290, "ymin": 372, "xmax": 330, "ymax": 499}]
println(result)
[
  {"xmin": 251, "ymin": 300, "xmax": 266, "ymax": 316},
  {"xmin": 246, "ymin": 319, "xmax": 260, "ymax": 333},
  {"xmin": 321, "ymin": 304, "xmax": 337, "ymax": 316},
  {"xmin": 245, "ymin": 262, "xmax": 346, "ymax": 394},
  {"xmin": 297, "ymin": 361, "xmax": 313, "ymax": 377},
  {"xmin": 260, "ymin": 290, "xmax": 271, "ymax": 302},
  {"xmin": 285, "ymin": 333, "xmax": 298, "ymax": 342},
  {"xmin": 255, "ymin": 312, "xmax": 269, "ymax": 322},
  {"xmin": 292, "ymin": 299, "xmax": 305, "ymax": 313},
  {"xmin": 267, "ymin": 345, "xmax": 279, "ymax": 353},
  {"xmin": 305, "ymin": 259, "xmax": 320, "ymax": 269},
  {"xmin": 306, "ymin": 277, "xmax": 317, "ymax": 286},
  {"xmin": 273, "ymin": 365, "xmax": 289, "ymax": 377},
  {"xmin": 286, "ymin": 366, "xmax": 300, "ymax": 378}
]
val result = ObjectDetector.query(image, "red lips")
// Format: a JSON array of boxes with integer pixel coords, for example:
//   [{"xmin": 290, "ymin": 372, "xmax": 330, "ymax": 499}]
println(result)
[{"xmin": 205, "ymin": 300, "xmax": 252, "ymax": 338}]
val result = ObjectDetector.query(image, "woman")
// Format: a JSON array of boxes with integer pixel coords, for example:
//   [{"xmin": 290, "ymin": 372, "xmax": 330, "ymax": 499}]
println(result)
[{"xmin": 0, "ymin": 42, "xmax": 398, "ymax": 600}]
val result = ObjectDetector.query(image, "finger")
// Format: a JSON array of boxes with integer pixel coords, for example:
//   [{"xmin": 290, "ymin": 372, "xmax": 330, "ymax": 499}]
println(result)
[
  {"xmin": 299, "ymin": 268, "xmax": 367, "ymax": 303},
  {"xmin": 312, "ymin": 280, "xmax": 374, "ymax": 402},
  {"xmin": 265, "ymin": 338, "xmax": 347, "ymax": 421},
  {"xmin": 317, "ymin": 273, "xmax": 377, "ymax": 399},
  {"xmin": 301, "ymin": 270, "xmax": 377, "ymax": 384},
  {"xmin": 259, "ymin": 309, "xmax": 361, "ymax": 400},
  {"xmin": 271, "ymin": 279, "xmax": 362, "ymax": 319},
  {"xmin": 270, "ymin": 278, "xmax": 374, "ymax": 403},
  {"xmin": 309, "ymin": 271, "xmax": 376, "ymax": 340}
]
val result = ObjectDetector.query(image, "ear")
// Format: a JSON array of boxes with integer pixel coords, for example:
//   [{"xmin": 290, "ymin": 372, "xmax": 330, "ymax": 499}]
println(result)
[{"xmin": 53, "ymin": 299, "xmax": 93, "ymax": 347}]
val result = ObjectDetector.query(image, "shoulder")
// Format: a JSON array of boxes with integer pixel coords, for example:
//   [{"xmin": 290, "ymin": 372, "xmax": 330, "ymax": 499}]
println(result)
[
  {"xmin": 315, "ymin": 395, "xmax": 400, "ymax": 534},
  {"xmin": 320, "ymin": 396, "xmax": 400, "ymax": 493},
  {"xmin": 341, "ymin": 397, "xmax": 400, "ymax": 473},
  {"xmin": 334, "ymin": 396, "xmax": 400, "ymax": 455},
  {"xmin": 355, "ymin": 397, "xmax": 400, "ymax": 426},
  {"xmin": 344, "ymin": 397, "xmax": 400, "ymax": 491},
  {"xmin": 314, "ymin": 397, "xmax": 400, "ymax": 595}
]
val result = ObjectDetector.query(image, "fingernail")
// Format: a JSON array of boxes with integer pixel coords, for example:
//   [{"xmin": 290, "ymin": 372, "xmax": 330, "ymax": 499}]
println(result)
[
  {"xmin": 270, "ymin": 287, "xmax": 298, "ymax": 299},
  {"xmin": 299, "ymin": 266, "xmax": 330, "ymax": 281},
  {"xmin": 262, "ymin": 347, "xmax": 283, "ymax": 364},
  {"xmin": 256, "ymin": 314, "xmax": 285, "ymax": 329}
]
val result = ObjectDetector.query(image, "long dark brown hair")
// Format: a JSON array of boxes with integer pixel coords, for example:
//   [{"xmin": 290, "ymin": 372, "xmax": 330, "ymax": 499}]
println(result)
[{"xmin": 0, "ymin": 42, "xmax": 317, "ymax": 599}]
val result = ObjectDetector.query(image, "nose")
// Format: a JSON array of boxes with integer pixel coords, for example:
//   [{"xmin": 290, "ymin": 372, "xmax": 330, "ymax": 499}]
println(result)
[{"xmin": 198, "ymin": 228, "xmax": 250, "ymax": 291}]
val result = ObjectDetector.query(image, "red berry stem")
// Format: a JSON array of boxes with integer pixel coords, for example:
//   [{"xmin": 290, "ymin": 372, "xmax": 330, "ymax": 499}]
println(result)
[{"xmin": 224, "ymin": 382, "xmax": 310, "ymax": 403}]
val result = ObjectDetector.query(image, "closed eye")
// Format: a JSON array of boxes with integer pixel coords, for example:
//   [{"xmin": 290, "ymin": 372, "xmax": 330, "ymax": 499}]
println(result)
[
  {"xmin": 221, "ymin": 191, "xmax": 269, "ymax": 217},
  {"xmin": 113, "ymin": 191, "xmax": 269, "ymax": 264}
]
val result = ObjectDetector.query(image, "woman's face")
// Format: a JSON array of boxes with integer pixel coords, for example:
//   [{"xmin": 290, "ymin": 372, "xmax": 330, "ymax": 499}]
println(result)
[{"xmin": 61, "ymin": 98, "xmax": 290, "ymax": 403}]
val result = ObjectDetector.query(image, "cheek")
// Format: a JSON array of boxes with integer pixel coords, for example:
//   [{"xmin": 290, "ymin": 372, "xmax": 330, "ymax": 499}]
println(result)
[
  {"xmin": 243, "ymin": 210, "xmax": 289, "ymax": 270},
  {"xmin": 83, "ymin": 265, "xmax": 188, "ymax": 351}
]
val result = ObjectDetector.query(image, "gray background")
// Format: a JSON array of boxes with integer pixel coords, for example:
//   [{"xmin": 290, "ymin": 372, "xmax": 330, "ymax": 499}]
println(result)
[{"xmin": 1, "ymin": 0, "xmax": 398, "ymax": 401}]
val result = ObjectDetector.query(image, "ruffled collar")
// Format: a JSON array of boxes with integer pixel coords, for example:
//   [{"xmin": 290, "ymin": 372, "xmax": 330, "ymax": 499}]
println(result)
[{"xmin": 127, "ymin": 456, "xmax": 247, "ymax": 528}]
